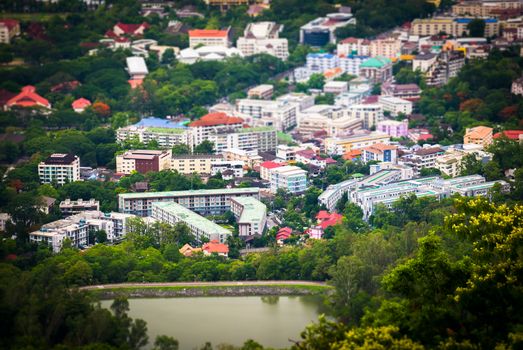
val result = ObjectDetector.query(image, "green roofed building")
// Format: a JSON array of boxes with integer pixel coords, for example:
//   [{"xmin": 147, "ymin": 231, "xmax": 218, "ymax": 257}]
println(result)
[
  {"xmin": 359, "ymin": 55, "xmax": 393, "ymax": 84},
  {"xmin": 152, "ymin": 202, "xmax": 232, "ymax": 243},
  {"xmin": 230, "ymin": 197, "xmax": 267, "ymax": 236}
]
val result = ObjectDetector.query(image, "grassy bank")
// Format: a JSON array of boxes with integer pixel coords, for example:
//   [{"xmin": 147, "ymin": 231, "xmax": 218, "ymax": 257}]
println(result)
[
  {"xmin": 0, "ymin": 13, "xmax": 69, "ymax": 21},
  {"xmin": 85, "ymin": 283, "xmax": 333, "ymax": 300}
]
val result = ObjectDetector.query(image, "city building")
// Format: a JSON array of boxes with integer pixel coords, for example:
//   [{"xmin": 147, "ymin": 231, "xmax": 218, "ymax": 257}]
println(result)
[
  {"xmin": 5, "ymin": 85, "xmax": 51, "ymax": 110},
  {"xmin": 189, "ymin": 112, "xmax": 244, "ymax": 147},
  {"xmin": 339, "ymin": 54, "xmax": 370, "ymax": 76},
  {"xmin": 247, "ymin": 84, "xmax": 274, "ymax": 99},
  {"xmin": 362, "ymin": 143, "xmax": 398, "ymax": 164},
  {"xmin": 177, "ymin": 45, "xmax": 242, "ymax": 64},
  {"xmin": 359, "ymin": 56, "xmax": 393, "ymax": 83},
  {"xmin": 211, "ymin": 160, "xmax": 245, "ymax": 178},
  {"xmin": 152, "ymin": 202, "xmax": 232, "ymax": 243},
  {"xmin": 106, "ymin": 22, "xmax": 150, "ymax": 38},
  {"xmin": 236, "ymin": 98, "xmax": 299, "ymax": 131},
  {"xmin": 38, "ymin": 153, "xmax": 80, "ymax": 185},
  {"xmin": 230, "ymin": 197, "xmax": 267, "ymax": 236},
  {"xmin": 118, "ymin": 187, "xmax": 260, "ymax": 216},
  {"xmin": 306, "ymin": 53, "xmax": 340, "ymax": 72},
  {"xmin": 400, "ymin": 147, "xmax": 445, "ymax": 174},
  {"xmin": 369, "ymin": 37, "xmax": 402, "ymax": 59},
  {"xmin": 237, "ymin": 22, "xmax": 289, "ymax": 60},
  {"xmin": 425, "ymin": 50, "xmax": 466, "ymax": 87},
  {"xmin": 464, "ymin": 126, "xmax": 493, "ymax": 147},
  {"xmin": 126, "ymin": 56, "xmax": 148, "ymax": 80},
  {"xmin": 493, "ymin": 129, "xmax": 523, "ymax": 141},
  {"xmin": 116, "ymin": 149, "xmax": 172, "ymax": 175},
  {"xmin": 377, "ymin": 119, "xmax": 409, "ymax": 138},
  {"xmin": 381, "ymin": 82, "xmax": 422, "ymax": 101},
  {"xmin": 188, "ymin": 28, "xmax": 231, "ymax": 48},
  {"xmin": 116, "ymin": 117, "xmax": 189, "ymax": 148},
  {"xmin": 308, "ymin": 211, "xmax": 343, "ymax": 239},
  {"xmin": 222, "ymin": 148, "xmax": 263, "ymax": 169},
  {"xmin": 325, "ymin": 132, "xmax": 391, "ymax": 155},
  {"xmin": 413, "ymin": 53, "xmax": 439, "ymax": 73},
  {"xmin": 337, "ymin": 37, "xmax": 370, "ymax": 56},
  {"xmin": 0, "ymin": 19, "xmax": 20, "ymax": 44},
  {"xmin": 171, "ymin": 154, "xmax": 222, "ymax": 175},
  {"xmin": 59, "ymin": 199, "xmax": 100, "ymax": 217},
  {"xmin": 324, "ymin": 81, "xmax": 348, "ymax": 94},
  {"xmin": 318, "ymin": 179, "xmax": 359, "ymax": 211},
  {"xmin": 347, "ymin": 103, "xmax": 384, "ymax": 129},
  {"xmin": 276, "ymin": 93, "xmax": 315, "ymax": 111},
  {"xmin": 511, "ymin": 76, "xmax": 523, "ymax": 96},
  {"xmin": 259, "ymin": 160, "xmax": 286, "ymax": 181},
  {"xmin": 207, "ymin": 126, "xmax": 278, "ymax": 152},
  {"xmin": 71, "ymin": 98, "xmax": 91, "ymax": 113},
  {"xmin": 29, "ymin": 211, "xmax": 135, "ymax": 252},
  {"xmin": 410, "ymin": 17, "xmax": 499, "ymax": 37},
  {"xmin": 203, "ymin": 0, "xmax": 263, "ymax": 10},
  {"xmin": 300, "ymin": 13, "xmax": 356, "ymax": 46},
  {"xmin": 378, "ymin": 96, "xmax": 413, "ymax": 117},
  {"xmin": 179, "ymin": 244, "xmax": 202, "ymax": 257},
  {"xmin": 270, "ymin": 165, "xmax": 308, "ymax": 194}
]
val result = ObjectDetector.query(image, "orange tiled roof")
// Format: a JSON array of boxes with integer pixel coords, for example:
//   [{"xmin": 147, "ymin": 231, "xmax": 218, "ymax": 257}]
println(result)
[
  {"xmin": 189, "ymin": 112, "xmax": 244, "ymax": 127},
  {"xmin": 466, "ymin": 126, "xmax": 493, "ymax": 139},
  {"xmin": 189, "ymin": 29, "xmax": 228, "ymax": 38},
  {"xmin": 202, "ymin": 240, "xmax": 229, "ymax": 254},
  {"xmin": 7, "ymin": 86, "xmax": 50, "ymax": 109}
]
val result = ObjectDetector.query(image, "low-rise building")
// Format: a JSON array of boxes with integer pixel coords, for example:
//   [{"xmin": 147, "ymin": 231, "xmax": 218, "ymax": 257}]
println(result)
[
  {"xmin": 378, "ymin": 96, "xmax": 413, "ymax": 117},
  {"xmin": 126, "ymin": 56, "xmax": 149, "ymax": 80},
  {"xmin": 207, "ymin": 126, "xmax": 278, "ymax": 152},
  {"xmin": 189, "ymin": 112, "xmax": 244, "ymax": 147},
  {"xmin": 347, "ymin": 104, "xmax": 384, "ymax": 129},
  {"xmin": 116, "ymin": 149, "xmax": 172, "ymax": 175},
  {"xmin": 188, "ymin": 28, "xmax": 231, "ymax": 48},
  {"xmin": 247, "ymin": 84, "xmax": 274, "ymax": 100},
  {"xmin": 237, "ymin": 22, "xmax": 288, "ymax": 60},
  {"xmin": 202, "ymin": 240, "xmax": 230, "ymax": 257},
  {"xmin": 425, "ymin": 50, "xmax": 466, "ymax": 87},
  {"xmin": 59, "ymin": 199, "xmax": 100, "ymax": 217},
  {"xmin": 270, "ymin": 165, "xmax": 308, "ymax": 194},
  {"xmin": 29, "ymin": 211, "xmax": 135, "ymax": 252},
  {"xmin": 171, "ymin": 154, "xmax": 222, "ymax": 175},
  {"xmin": 381, "ymin": 82, "xmax": 422, "ymax": 101},
  {"xmin": 324, "ymin": 81, "xmax": 348, "ymax": 94},
  {"xmin": 211, "ymin": 160, "xmax": 245, "ymax": 178},
  {"xmin": 72, "ymin": 98, "xmax": 92, "ymax": 113},
  {"xmin": 0, "ymin": 19, "xmax": 20, "ymax": 44},
  {"xmin": 230, "ymin": 197, "xmax": 267, "ymax": 237},
  {"xmin": 38, "ymin": 153, "xmax": 80, "ymax": 185},
  {"xmin": 318, "ymin": 179, "xmax": 359, "ymax": 211},
  {"xmin": 464, "ymin": 126, "xmax": 493, "ymax": 148},
  {"xmin": 325, "ymin": 132, "xmax": 391, "ymax": 155},
  {"xmin": 236, "ymin": 98, "xmax": 299, "ymax": 131},
  {"xmin": 511, "ymin": 76, "xmax": 523, "ymax": 96},
  {"xmin": 400, "ymin": 146, "xmax": 445, "ymax": 174},
  {"xmin": 300, "ymin": 13, "xmax": 356, "ymax": 46},
  {"xmin": 5, "ymin": 85, "xmax": 51, "ymax": 110},
  {"xmin": 222, "ymin": 148, "xmax": 263, "ymax": 169},
  {"xmin": 116, "ymin": 117, "xmax": 189, "ymax": 149},
  {"xmin": 377, "ymin": 119, "xmax": 409, "ymax": 138},
  {"xmin": 359, "ymin": 56, "xmax": 393, "ymax": 83},
  {"xmin": 118, "ymin": 187, "xmax": 260, "ymax": 217},
  {"xmin": 152, "ymin": 202, "xmax": 231, "ymax": 243},
  {"xmin": 362, "ymin": 143, "xmax": 398, "ymax": 164},
  {"xmin": 339, "ymin": 55, "xmax": 370, "ymax": 76},
  {"xmin": 259, "ymin": 160, "xmax": 286, "ymax": 181},
  {"xmin": 369, "ymin": 37, "xmax": 402, "ymax": 59},
  {"xmin": 0, "ymin": 213, "xmax": 12, "ymax": 232},
  {"xmin": 337, "ymin": 37, "xmax": 370, "ymax": 56}
]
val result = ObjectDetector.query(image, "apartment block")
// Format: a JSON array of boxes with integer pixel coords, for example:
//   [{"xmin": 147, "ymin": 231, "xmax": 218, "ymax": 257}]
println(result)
[
  {"xmin": 59, "ymin": 198, "xmax": 100, "ymax": 217},
  {"xmin": 339, "ymin": 55, "xmax": 370, "ymax": 76},
  {"xmin": 259, "ymin": 161, "xmax": 286, "ymax": 181},
  {"xmin": 210, "ymin": 160, "xmax": 245, "ymax": 178},
  {"xmin": 400, "ymin": 147, "xmax": 445, "ymax": 174},
  {"xmin": 116, "ymin": 117, "xmax": 189, "ymax": 149},
  {"xmin": 116, "ymin": 149, "xmax": 172, "ymax": 175},
  {"xmin": 237, "ymin": 22, "xmax": 289, "ymax": 60},
  {"xmin": 337, "ymin": 37, "xmax": 370, "ymax": 56},
  {"xmin": 171, "ymin": 154, "xmax": 222, "ymax": 175},
  {"xmin": 359, "ymin": 56, "xmax": 393, "ymax": 83},
  {"xmin": 324, "ymin": 81, "xmax": 348, "ymax": 94},
  {"xmin": 464, "ymin": 126, "xmax": 493, "ymax": 148},
  {"xmin": 270, "ymin": 166, "xmax": 308, "ymax": 194},
  {"xmin": 378, "ymin": 96, "xmax": 413, "ymax": 117},
  {"xmin": 208, "ymin": 126, "xmax": 278, "ymax": 152},
  {"xmin": 347, "ymin": 104, "xmax": 384, "ymax": 129},
  {"xmin": 377, "ymin": 119, "xmax": 409, "ymax": 138},
  {"xmin": 38, "ymin": 153, "xmax": 80, "ymax": 185},
  {"xmin": 369, "ymin": 37, "xmax": 402, "ymax": 59},
  {"xmin": 325, "ymin": 132, "xmax": 391, "ymax": 155},
  {"xmin": 236, "ymin": 98, "xmax": 299, "ymax": 130},
  {"xmin": 318, "ymin": 179, "xmax": 359, "ymax": 211},
  {"xmin": 188, "ymin": 28, "xmax": 231, "ymax": 48},
  {"xmin": 381, "ymin": 82, "xmax": 422, "ymax": 101},
  {"xmin": 118, "ymin": 187, "xmax": 260, "ymax": 217},
  {"xmin": 410, "ymin": 17, "xmax": 499, "ymax": 37},
  {"xmin": 247, "ymin": 84, "xmax": 274, "ymax": 100},
  {"xmin": 29, "ymin": 211, "xmax": 135, "ymax": 252},
  {"xmin": 425, "ymin": 50, "xmax": 465, "ymax": 87},
  {"xmin": 189, "ymin": 112, "xmax": 244, "ymax": 147},
  {"xmin": 362, "ymin": 143, "xmax": 398, "ymax": 164},
  {"xmin": 230, "ymin": 197, "xmax": 267, "ymax": 237},
  {"xmin": 222, "ymin": 148, "xmax": 263, "ymax": 169},
  {"xmin": 152, "ymin": 202, "xmax": 231, "ymax": 243},
  {"xmin": 300, "ymin": 13, "xmax": 356, "ymax": 46}
]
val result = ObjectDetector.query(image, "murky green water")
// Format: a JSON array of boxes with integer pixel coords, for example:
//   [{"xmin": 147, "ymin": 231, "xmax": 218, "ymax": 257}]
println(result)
[{"xmin": 101, "ymin": 296, "xmax": 326, "ymax": 350}]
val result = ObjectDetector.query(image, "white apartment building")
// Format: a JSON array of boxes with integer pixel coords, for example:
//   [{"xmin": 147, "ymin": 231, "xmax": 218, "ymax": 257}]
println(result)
[
  {"xmin": 59, "ymin": 199, "xmax": 100, "ymax": 217},
  {"xmin": 211, "ymin": 160, "xmax": 245, "ymax": 178},
  {"xmin": 306, "ymin": 53, "xmax": 339, "ymax": 72},
  {"xmin": 152, "ymin": 202, "xmax": 232, "ymax": 243},
  {"xmin": 230, "ymin": 197, "xmax": 267, "ymax": 237},
  {"xmin": 347, "ymin": 104, "xmax": 384, "ymax": 129},
  {"xmin": 236, "ymin": 98, "xmax": 299, "ymax": 131},
  {"xmin": 248, "ymin": 84, "xmax": 274, "ymax": 99},
  {"xmin": 337, "ymin": 37, "xmax": 370, "ymax": 56},
  {"xmin": 208, "ymin": 127, "xmax": 278, "ymax": 152},
  {"xmin": 237, "ymin": 22, "xmax": 289, "ymax": 60},
  {"xmin": 38, "ymin": 154, "xmax": 81, "ymax": 185},
  {"xmin": 318, "ymin": 179, "xmax": 359, "ymax": 211},
  {"xmin": 324, "ymin": 132, "xmax": 391, "ymax": 155},
  {"xmin": 400, "ymin": 147, "xmax": 445, "ymax": 174},
  {"xmin": 171, "ymin": 154, "xmax": 222, "ymax": 175},
  {"xmin": 189, "ymin": 112, "xmax": 244, "ymax": 147},
  {"xmin": 369, "ymin": 37, "xmax": 402, "ymax": 59},
  {"xmin": 29, "ymin": 211, "xmax": 135, "ymax": 252},
  {"xmin": 324, "ymin": 81, "xmax": 348, "ymax": 94},
  {"xmin": 378, "ymin": 96, "xmax": 413, "ymax": 117},
  {"xmin": 270, "ymin": 166, "xmax": 308, "ymax": 194},
  {"xmin": 276, "ymin": 93, "xmax": 315, "ymax": 111},
  {"xmin": 188, "ymin": 28, "xmax": 231, "ymax": 48},
  {"xmin": 339, "ymin": 55, "xmax": 370, "ymax": 76}
]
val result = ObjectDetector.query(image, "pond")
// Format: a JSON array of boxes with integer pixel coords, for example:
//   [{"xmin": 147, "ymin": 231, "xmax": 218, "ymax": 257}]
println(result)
[{"xmin": 101, "ymin": 295, "xmax": 326, "ymax": 350}]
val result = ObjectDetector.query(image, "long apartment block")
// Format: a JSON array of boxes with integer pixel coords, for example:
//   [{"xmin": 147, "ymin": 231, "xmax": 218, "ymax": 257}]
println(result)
[{"xmin": 118, "ymin": 187, "xmax": 260, "ymax": 217}]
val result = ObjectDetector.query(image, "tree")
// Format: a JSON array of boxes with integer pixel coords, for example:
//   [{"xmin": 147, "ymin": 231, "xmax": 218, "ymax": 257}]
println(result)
[
  {"xmin": 95, "ymin": 230, "xmax": 108, "ymax": 244},
  {"xmin": 92, "ymin": 102, "xmax": 111, "ymax": 118},
  {"xmin": 308, "ymin": 73, "xmax": 325, "ymax": 90},
  {"xmin": 467, "ymin": 18, "xmax": 486, "ymax": 37},
  {"xmin": 153, "ymin": 335, "xmax": 179, "ymax": 350},
  {"xmin": 194, "ymin": 140, "xmax": 214, "ymax": 154},
  {"xmin": 172, "ymin": 144, "xmax": 191, "ymax": 155},
  {"xmin": 161, "ymin": 49, "xmax": 176, "ymax": 65}
]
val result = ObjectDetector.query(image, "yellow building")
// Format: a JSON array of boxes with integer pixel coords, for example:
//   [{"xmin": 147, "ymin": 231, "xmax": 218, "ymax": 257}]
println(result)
[
  {"xmin": 324, "ymin": 132, "xmax": 391, "ymax": 155},
  {"xmin": 171, "ymin": 154, "xmax": 222, "ymax": 175},
  {"xmin": 464, "ymin": 126, "xmax": 493, "ymax": 148}
]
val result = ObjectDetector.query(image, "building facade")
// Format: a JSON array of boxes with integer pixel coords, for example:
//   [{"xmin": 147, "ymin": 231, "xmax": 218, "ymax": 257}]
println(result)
[
  {"xmin": 38, "ymin": 154, "xmax": 81, "ymax": 185},
  {"xmin": 116, "ymin": 149, "xmax": 172, "ymax": 175},
  {"xmin": 270, "ymin": 166, "xmax": 308, "ymax": 194}
]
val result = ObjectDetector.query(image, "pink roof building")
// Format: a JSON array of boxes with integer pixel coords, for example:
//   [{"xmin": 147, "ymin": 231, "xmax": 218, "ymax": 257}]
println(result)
[
  {"xmin": 72, "ymin": 98, "xmax": 91, "ymax": 113},
  {"xmin": 6, "ymin": 86, "xmax": 51, "ymax": 110},
  {"xmin": 259, "ymin": 160, "xmax": 286, "ymax": 181},
  {"xmin": 276, "ymin": 227, "xmax": 293, "ymax": 243}
]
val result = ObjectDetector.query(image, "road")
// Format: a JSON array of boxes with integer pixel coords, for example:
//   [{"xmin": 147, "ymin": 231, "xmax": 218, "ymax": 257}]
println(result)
[{"xmin": 79, "ymin": 280, "xmax": 328, "ymax": 290}]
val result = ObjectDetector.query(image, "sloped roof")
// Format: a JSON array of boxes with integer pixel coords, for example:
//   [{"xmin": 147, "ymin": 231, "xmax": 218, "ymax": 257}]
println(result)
[
  {"xmin": 72, "ymin": 98, "xmax": 91, "ymax": 109},
  {"xmin": 260, "ymin": 161, "xmax": 284, "ymax": 169},
  {"xmin": 115, "ymin": 22, "xmax": 150, "ymax": 34},
  {"xmin": 189, "ymin": 112, "xmax": 243, "ymax": 127},
  {"xmin": 493, "ymin": 130, "xmax": 523, "ymax": 140},
  {"xmin": 360, "ymin": 56, "xmax": 392, "ymax": 68},
  {"xmin": 202, "ymin": 240, "xmax": 229, "ymax": 254},
  {"xmin": 7, "ymin": 86, "xmax": 50, "ymax": 108},
  {"xmin": 466, "ymin": 126, "xmax": 493, "ymax": 139}
]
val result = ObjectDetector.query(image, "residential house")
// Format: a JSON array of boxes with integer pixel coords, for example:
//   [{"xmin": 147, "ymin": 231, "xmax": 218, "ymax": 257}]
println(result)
[
  {"xmin": 202, "ymin": 240, "xmax": 229, "ymax": 257},
  {"xmin": 464, "ymin": 126, "xmax": 493, "ymax": 148},
  {"xmin": 72, "ymin": 98, "xmax": 91, "ymax": 113}
]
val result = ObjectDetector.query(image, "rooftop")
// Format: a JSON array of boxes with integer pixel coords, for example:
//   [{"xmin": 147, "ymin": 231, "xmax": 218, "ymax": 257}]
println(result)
[
  {"xmin": 189, "ymin": 29, "xmax": 229, "ymax": 38},
  {"xmin": 360, "ymin": 56, "xmax": 392, "ymax": 68},
  {"xmin": 43, "ymin": 153, "xmax": 78, "ymax": 165},
  {"xmin": 231, "ymin": 197, "xmax": 266, "ymax": 224},
  {"xmin": 119, "ymin": 187, "xmax": 260, "ymax": 199},
  {"xmin": 189, "ymin": 112, "xmax": 244, "ymax": 128}
]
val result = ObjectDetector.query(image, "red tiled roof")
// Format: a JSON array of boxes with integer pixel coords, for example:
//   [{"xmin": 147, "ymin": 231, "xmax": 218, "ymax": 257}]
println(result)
[
  {"xmin": 0, "ymin": 19, "xmax": 19, "ymax": 30},
  {"xmin": 128, "ymin": 79, "xmax": 144, "ymax": 89},
  {"xmin": 340, "ymin": 37, "xmax": 359, "ymax": 44},
  {"xmin": 494, "ymin": 130, "xmax": 523, "ymax": 140},
  {"xmin": 363, "ymin": 143, "xmax": 397, "ymax": 153},
  {"xmin": 276, "ymin": 227, "xmax": 293, "ymax": 240},
  {"xmin": 189, "ymin": 112, "xmax": 243, "ymax": 127},
  {"xmin": 189, "ymin": 29, "xmax": 229, "ymax": 38},
  {"xmin": 260, "ymin": 161, "xmax": 284, "ymax": 169},
  {"xmin": 115, "ymin": 22, "xmax": 150, "ymax": 34},
  {"xmin": 7, "ymin": 86, "xmax": 50, "ymax": 109},
  {"xmin": 317, "ymin": 212, "xmax": 343, "ymax": 229},
  {"xmin": 202, "ymin": 240, "xmax": 229, "ymax": 254},
  {"xmin": 325, "ymin": 158, "xmax": 337, "ymax": 164},
  {"xmin": 316, "ymin": 211, "xmax": 331, "ymax": 220},
  {"xmin": 72, "ymin": 98, "xmax": 91, "ymax": 109}
]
